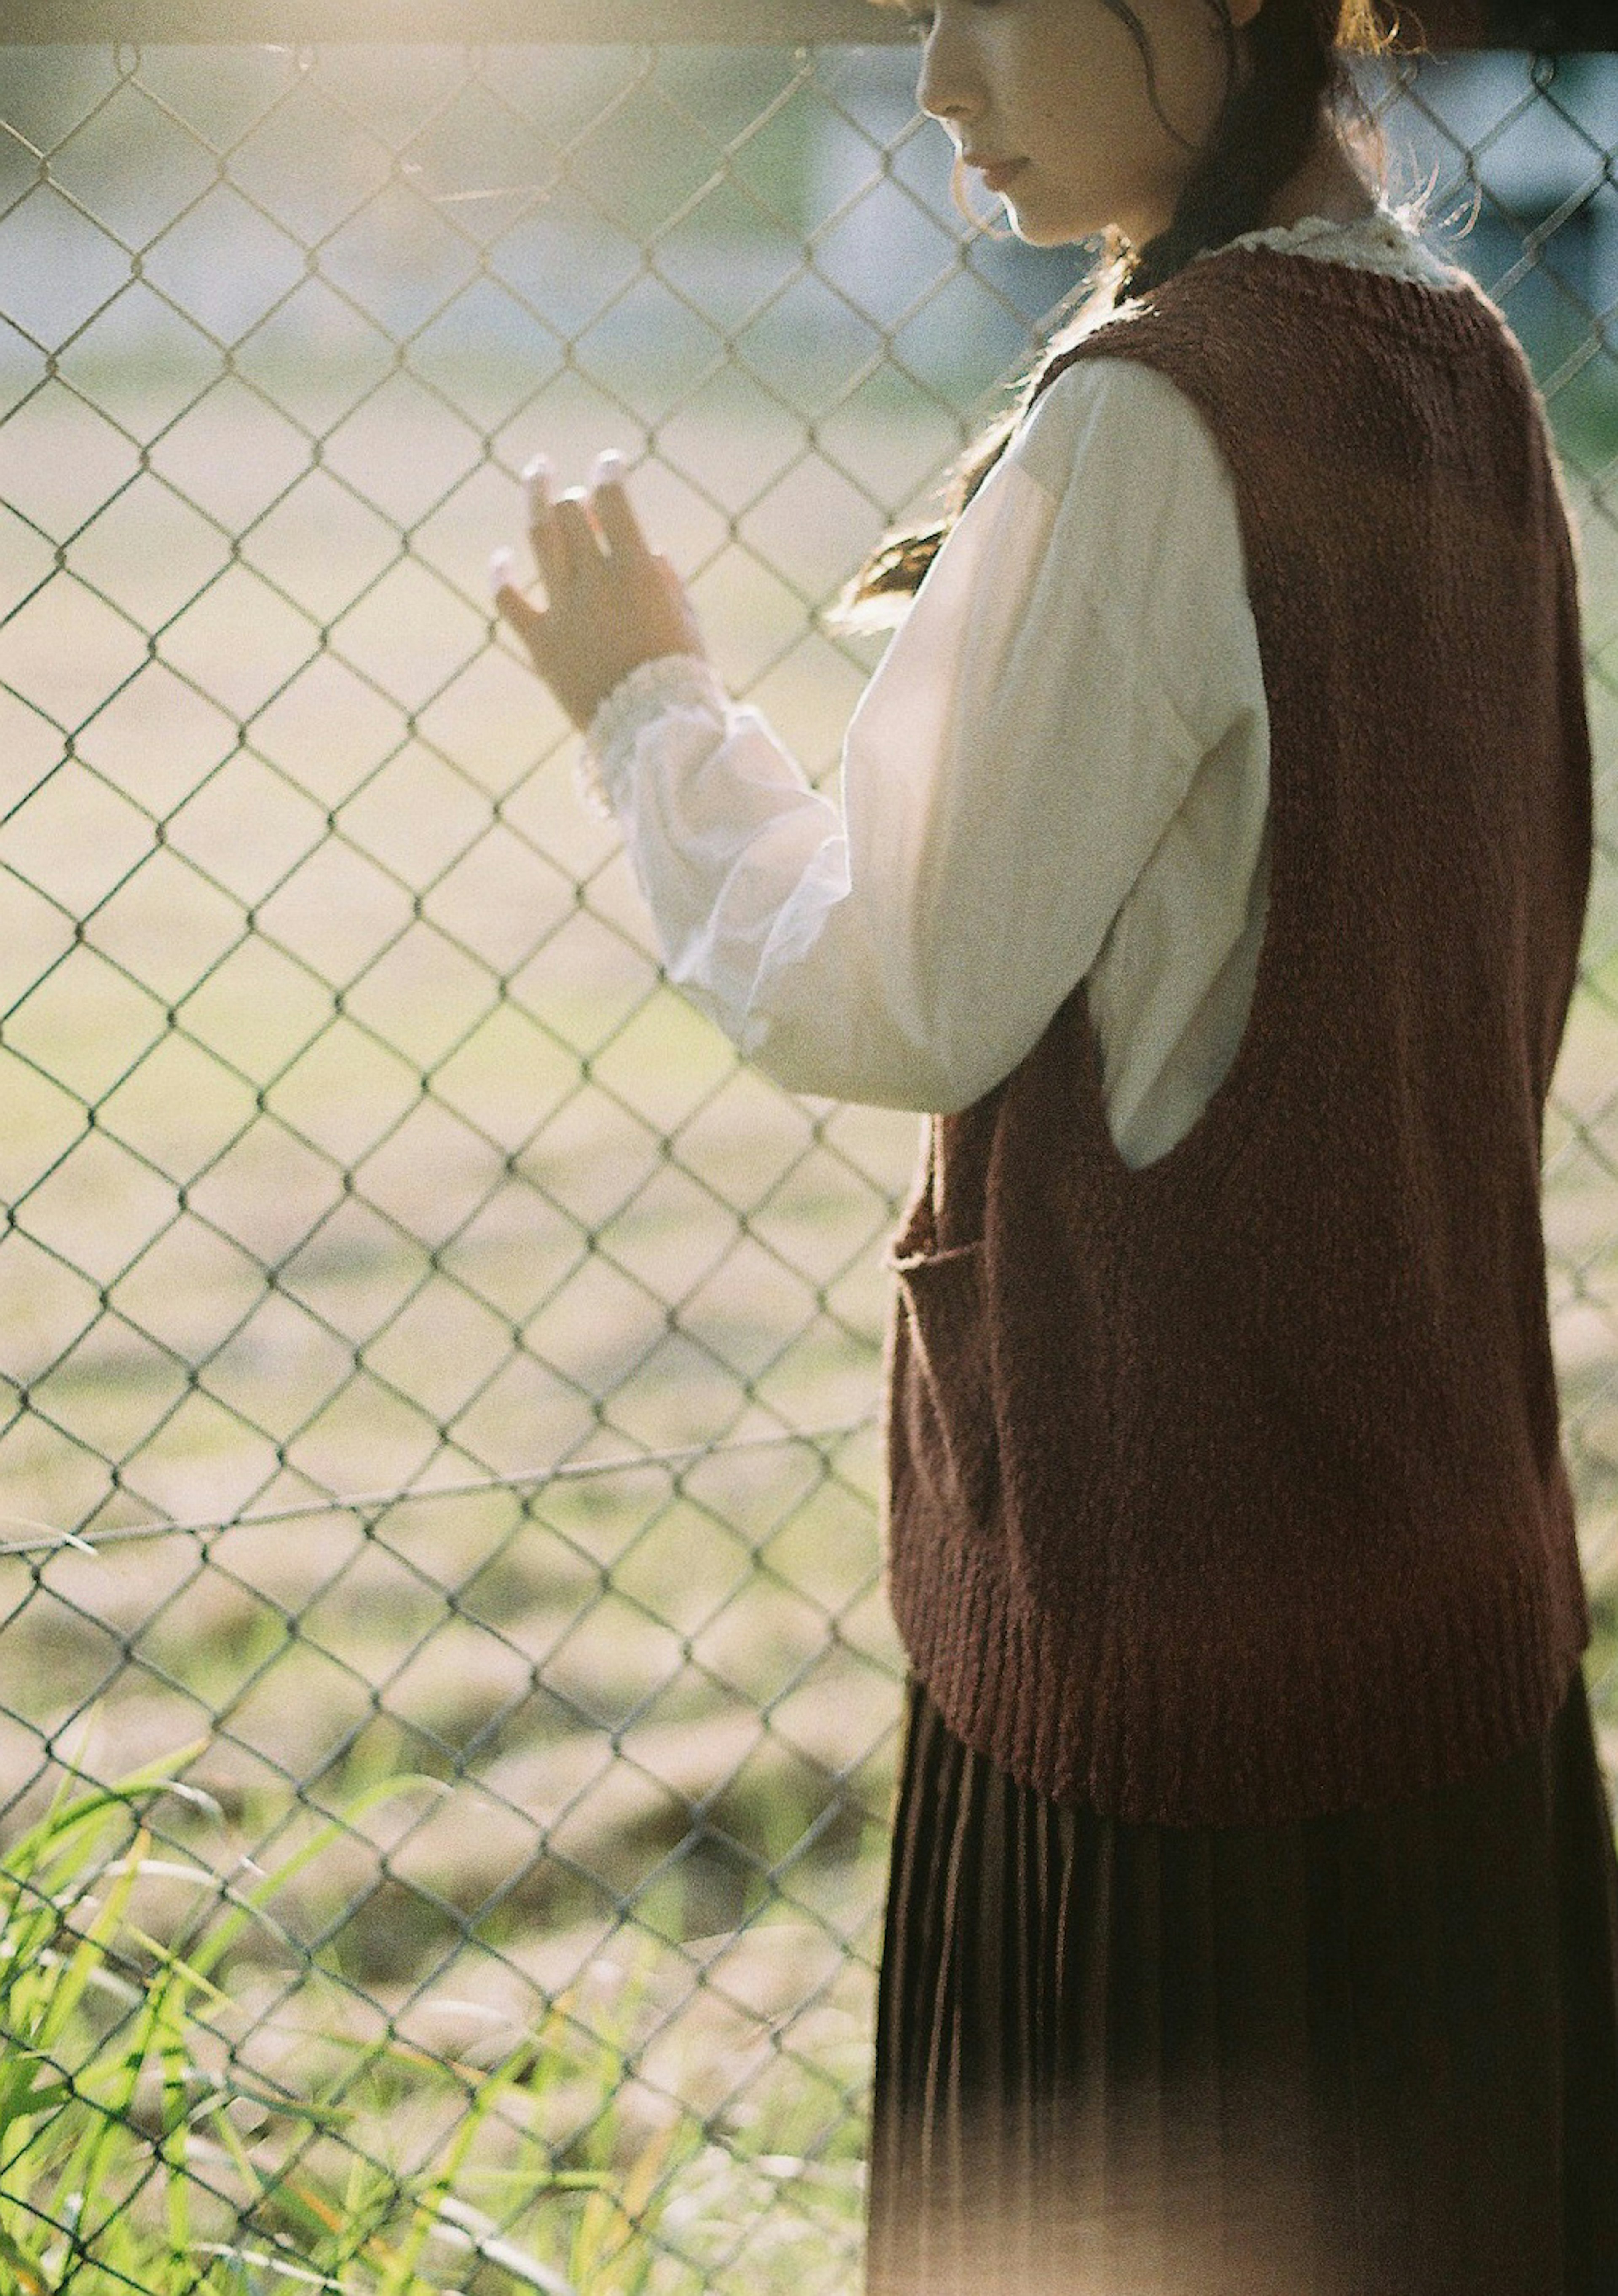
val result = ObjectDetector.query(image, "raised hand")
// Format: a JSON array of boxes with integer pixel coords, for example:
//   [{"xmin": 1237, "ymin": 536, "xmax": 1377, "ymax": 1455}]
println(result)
[{"xmin": 492, "ymin": 452, "xmax": 706, "ymax": 734}]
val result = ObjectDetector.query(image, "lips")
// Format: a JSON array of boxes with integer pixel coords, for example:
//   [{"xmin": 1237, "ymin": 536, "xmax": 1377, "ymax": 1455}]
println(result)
[{"xmin": 967, "ymin": 155, "xmax": 1028, "ymax": 195}]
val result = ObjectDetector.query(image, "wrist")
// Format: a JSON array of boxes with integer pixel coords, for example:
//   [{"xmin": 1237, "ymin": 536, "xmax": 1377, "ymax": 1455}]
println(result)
[
  {"xmin": 581, "ymin": 654, "xmax": 729, "ymax": 815},
  {"xmin": 587, "ymin": 653, "xmax": 725, "ymax": 764}
]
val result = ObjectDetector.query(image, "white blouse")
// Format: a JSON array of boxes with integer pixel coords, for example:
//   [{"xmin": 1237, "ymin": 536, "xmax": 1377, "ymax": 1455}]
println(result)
[{"xmin": 586, "ymin": 208, "xmax": 1465, "ymax": 1169}]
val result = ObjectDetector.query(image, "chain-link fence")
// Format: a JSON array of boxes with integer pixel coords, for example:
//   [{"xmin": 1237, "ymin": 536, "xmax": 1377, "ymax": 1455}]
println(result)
[{"xmin": 1, "ymin": 7, "xmax": 1616, "ymax": 2291}]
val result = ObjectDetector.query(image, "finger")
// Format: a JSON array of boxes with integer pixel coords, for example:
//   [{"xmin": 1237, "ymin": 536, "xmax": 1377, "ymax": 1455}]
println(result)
[
  {"xmin": 523, "ymin": 455, "xmax": 570, "ymax": 596},
  {"xmin": 490, "ymin": 545, "xmax": 521, "ymax": 609},
  {"xmin": 491, "ymin": 551, "xmax": 552, "ymax": 658},
  {"xmin": 589, "ymin": 451, "xmax": 648, "ymax": 563},
  {"xmin": 653, "ymin": 550, "xmax": 701, "ymax": 632},
  {"xmin": 551, "ymin": 488, "xmax": 605, "ymax": 585}
]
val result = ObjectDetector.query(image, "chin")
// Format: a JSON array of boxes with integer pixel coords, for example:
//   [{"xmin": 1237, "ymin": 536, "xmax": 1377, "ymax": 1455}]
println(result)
[
  {"xmin": 1000, "ymin": 188, "xmax": 1113, "ymax": 250},
  {"xmin": 1007, "ymin": 209, "xmax": 1100, "ymax": 249}
]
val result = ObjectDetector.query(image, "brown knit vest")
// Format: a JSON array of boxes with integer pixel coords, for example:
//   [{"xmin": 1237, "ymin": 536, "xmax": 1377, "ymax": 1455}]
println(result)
[{"xmin": 884, "ymin": 248, "xmax": 1594, "ymax": 1826}]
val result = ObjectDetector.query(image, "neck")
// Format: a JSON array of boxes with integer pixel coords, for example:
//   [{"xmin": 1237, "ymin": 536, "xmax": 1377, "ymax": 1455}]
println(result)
[{"xmin": 1262, "ymin": 132, "xmax": 1378, "ymax": 231}]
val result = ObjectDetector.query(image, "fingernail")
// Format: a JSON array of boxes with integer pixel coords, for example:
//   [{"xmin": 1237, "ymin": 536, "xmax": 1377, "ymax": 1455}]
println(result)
[
  {"xmin": 490, "ymin": 546, "xmax": 517, "ymax": 595},
  {"xmin": 522, "ymin": 456, "xmax": 552, "ymax": 520},
  {"xmin": 590, "ymin": 448, "xmax": 627, "ymax": 489}
]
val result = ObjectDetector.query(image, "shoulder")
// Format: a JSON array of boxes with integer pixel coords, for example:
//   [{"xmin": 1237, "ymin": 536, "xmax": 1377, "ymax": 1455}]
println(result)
[
  {"xmin": 1013, "ymin": 353, "xmax": 1234, "ymax": 491},
  {"xmin": 986, "ymin": 351, "xmax": 1257, "ymax": 745}
]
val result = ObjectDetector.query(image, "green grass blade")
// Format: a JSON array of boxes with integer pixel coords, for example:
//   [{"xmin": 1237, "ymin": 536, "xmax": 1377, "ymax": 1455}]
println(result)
[
  {"xmin": 156, "ymin": 1987, "xmax": 192, "ymax": 2295},
  {"xmin": 14, "ymin": 1748, "xmax": 211, "ymax": 1890},
  {"xmin": 0, "ymin": 2216, "xmax": 54, "ymax": 2295},
  {"xmin": 35, "ymin": 1826, "xmax": 152, "ymax": 2057},
  {"xmin": 179, "ymin": 1775, "xmax": 449, "ymax": 1982}
]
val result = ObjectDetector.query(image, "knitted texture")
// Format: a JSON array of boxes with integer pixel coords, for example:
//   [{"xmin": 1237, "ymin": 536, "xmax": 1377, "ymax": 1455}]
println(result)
[{"xmin": 884, "ymin": 248, "xmax": 1594, "ymax": 1826}]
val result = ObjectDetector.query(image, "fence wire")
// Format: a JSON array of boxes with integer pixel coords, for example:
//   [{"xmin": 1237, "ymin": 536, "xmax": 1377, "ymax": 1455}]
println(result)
[{"xmin": 0, "ymin": 23, "xmax": 1616, "ymax": 2295}]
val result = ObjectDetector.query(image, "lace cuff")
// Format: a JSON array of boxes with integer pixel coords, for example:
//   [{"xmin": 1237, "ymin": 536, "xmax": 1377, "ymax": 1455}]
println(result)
[{"xmin": 579, "ymin": 654, "xmax": 729, "ymax": 816}]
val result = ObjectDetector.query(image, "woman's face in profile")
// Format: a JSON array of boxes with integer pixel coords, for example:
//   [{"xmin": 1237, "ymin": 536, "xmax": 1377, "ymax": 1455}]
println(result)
[{"xmin": 909, "ymin": 0, "xmax": 1253, "ymax": 249}]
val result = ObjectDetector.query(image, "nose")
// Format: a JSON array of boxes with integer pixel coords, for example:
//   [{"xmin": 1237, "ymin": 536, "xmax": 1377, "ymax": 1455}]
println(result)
[{"xmin": 916, "ymin": 19, "xmax": 979, "ymax": 130}]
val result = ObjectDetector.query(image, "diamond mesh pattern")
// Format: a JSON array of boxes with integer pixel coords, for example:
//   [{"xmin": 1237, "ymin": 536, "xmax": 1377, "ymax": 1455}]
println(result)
[{"xmin": 0, "ymin": 27, "xmax": 1615, "ymax": 2293}]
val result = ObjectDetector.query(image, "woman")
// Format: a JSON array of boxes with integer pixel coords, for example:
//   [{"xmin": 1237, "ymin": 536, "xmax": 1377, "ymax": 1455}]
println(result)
[{"xmin": 493, "ymin": 3, "xmax": 1618, "ymax": 2285}]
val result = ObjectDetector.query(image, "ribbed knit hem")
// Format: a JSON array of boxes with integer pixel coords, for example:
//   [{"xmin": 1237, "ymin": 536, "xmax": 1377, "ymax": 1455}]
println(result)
[{"xmin": 885, "ymin": 1500, "xmax": 1591, "ymax": 1827}]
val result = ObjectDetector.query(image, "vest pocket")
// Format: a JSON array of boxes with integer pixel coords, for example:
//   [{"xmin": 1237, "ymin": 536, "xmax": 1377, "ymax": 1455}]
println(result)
[{"xmin": 888, "ymin": 1238, "xmax": 999, "ymax": 1528}]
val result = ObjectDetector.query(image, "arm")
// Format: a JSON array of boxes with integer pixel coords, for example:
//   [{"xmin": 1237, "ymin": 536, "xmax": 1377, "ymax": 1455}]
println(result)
[{"xmin": 497, "ymin": 366, "xmax": 1254, "ymax": 1112}]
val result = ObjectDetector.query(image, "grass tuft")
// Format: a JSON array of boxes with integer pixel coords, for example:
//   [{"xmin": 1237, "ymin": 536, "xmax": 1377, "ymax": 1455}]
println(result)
[{"xmin": 0, "ymin": 1741, "xmax": 863, "ymax": 2296}]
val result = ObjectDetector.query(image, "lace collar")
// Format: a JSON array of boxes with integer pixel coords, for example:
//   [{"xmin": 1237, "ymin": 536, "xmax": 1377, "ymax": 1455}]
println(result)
[{"xmin": 1199, "ymin": 204, "xmax": 1464, "ymax": 290}]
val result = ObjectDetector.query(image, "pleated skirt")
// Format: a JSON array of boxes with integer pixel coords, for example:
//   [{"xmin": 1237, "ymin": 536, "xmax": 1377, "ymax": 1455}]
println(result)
[{"xmin": 865, "ymin": 1664, "xmax": 1618, "ymax": 2296}]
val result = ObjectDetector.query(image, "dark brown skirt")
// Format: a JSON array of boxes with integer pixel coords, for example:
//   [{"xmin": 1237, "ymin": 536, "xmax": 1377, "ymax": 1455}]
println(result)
[{"xmin": 865, "ymin": 1664, "xmax": 1618, "ymax": 2296}]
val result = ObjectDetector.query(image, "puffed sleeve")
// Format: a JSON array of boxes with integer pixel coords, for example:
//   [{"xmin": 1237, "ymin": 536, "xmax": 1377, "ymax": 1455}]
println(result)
[{"xmin": 587, "ymin": 356, "xmax": 1259, "ymax": 1113}]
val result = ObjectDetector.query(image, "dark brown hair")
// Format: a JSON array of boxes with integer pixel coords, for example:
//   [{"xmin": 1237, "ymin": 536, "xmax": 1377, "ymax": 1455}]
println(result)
[{"xmin": 841, "ymin": 0, "xmax": 1399, "ymax": 620}]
